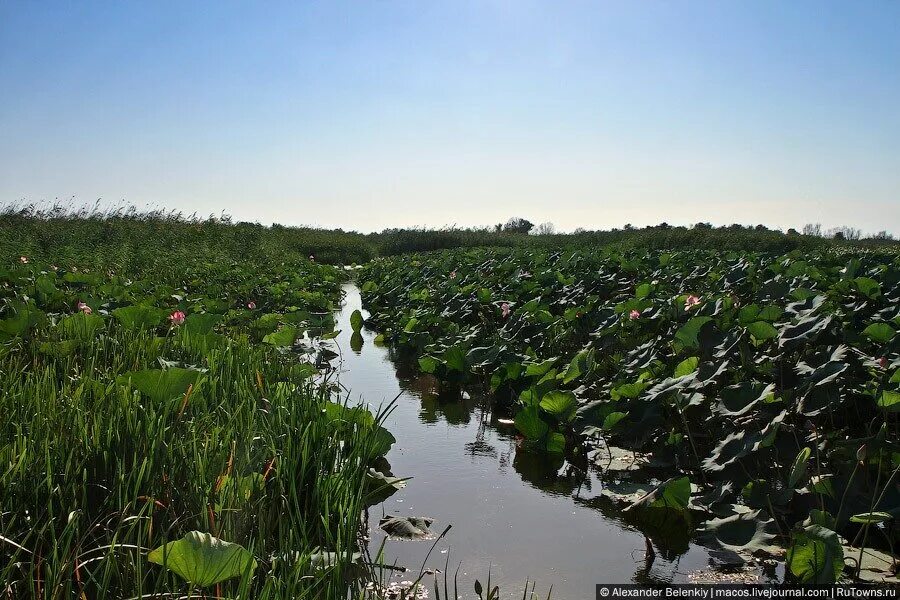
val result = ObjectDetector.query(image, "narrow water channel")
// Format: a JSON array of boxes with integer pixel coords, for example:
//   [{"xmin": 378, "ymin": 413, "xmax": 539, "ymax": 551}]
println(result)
[{"xmin": 332, "ymin": 284, "xmax": 746, "ymax": 597}]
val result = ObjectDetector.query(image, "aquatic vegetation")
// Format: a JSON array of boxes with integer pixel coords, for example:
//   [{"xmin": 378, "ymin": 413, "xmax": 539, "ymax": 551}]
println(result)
[
  {"xmin": 360, "ymin": 246, "xmax": 900, "ymax": 583},
  {"xmin": 0, "ymin": 257, "xmax": 396, "ymax": 598}
]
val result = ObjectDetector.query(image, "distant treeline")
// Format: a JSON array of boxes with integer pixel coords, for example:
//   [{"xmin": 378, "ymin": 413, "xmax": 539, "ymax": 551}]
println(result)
[{"xmin": 1, "ymin": 204, "xmax": 897, "ymax": 271}]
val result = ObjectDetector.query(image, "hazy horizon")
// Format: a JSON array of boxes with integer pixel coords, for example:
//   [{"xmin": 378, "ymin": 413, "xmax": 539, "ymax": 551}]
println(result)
[{"xmin": 1, "ymin": 2, "xmax": 898, "ymax": 234}]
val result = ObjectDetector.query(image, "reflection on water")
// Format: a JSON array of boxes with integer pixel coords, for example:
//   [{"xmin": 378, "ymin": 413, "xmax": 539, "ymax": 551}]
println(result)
[{"xmin": 331, "ymin": 284, "xmax": 759, "ymax": 597}]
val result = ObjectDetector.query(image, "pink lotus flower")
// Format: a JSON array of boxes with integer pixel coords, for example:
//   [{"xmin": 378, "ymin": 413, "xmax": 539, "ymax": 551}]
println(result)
[
  {"xmin": 19, "ymin": 256, "xmax": 28, "ymax": 264},
  {"xmin": 450, "ymin": 270, "xmax": 457, "ymax": 279},
  {"xmin": 501, "ymin": 302, "xmax": 511, "ymax": 318},
  {"xmin": 77, "ymin": 301, "xmax": 92, "ymax": 315},
  {"xmin": 168, "ymin": 310, "xmax": 186, "ymax": 325},
  {"xmin": 247, "ymin": 301, "xmax": 256, "ymax": 310},
  {"xmin": 878, "ymin": 357, "xmax": 889, "ymax": 370},
  {"xmin": 684, "ymin": 295, "xmax": 701, "ymax": 310},
  {"xmin": 629, "ymin": 309, "xmax": 641, "ymax": 320}
]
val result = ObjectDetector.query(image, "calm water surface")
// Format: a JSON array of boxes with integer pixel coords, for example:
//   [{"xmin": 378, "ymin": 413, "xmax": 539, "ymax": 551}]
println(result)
[{"xmin": 332, "ymin": 284, "xmax": 753, "ymax": 598}]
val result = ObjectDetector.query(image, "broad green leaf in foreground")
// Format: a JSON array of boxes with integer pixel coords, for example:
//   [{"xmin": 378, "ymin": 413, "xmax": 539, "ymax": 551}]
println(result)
[
  {"xmin": 539, "ymin": 390, "xmax": 578, "ymax": 422},
  {"xmin": 119, "ymin": 367, "xmax": 201, "ymax": 403},
  {"xmin": 862, "ymin": 322, "xmax": 896, "ymax": 344},
  {"xmin": 786, "ymin": 525, "xmax": 843, "ymax": 583},
  {"xmin": 148, "ymin": 531, "xmax": 256, "ymax": 587}
]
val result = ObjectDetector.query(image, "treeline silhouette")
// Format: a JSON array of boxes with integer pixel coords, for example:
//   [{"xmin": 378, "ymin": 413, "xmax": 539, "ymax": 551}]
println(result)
[{"xmin": 1, "ymin": 203, "xmax": 896, "ymax": 270}]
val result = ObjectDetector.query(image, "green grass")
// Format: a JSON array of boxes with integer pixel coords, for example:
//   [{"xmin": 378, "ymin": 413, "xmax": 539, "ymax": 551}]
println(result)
[{"xmin": 0, "ymin": 256, "xmax": 395, "ymax": 599}]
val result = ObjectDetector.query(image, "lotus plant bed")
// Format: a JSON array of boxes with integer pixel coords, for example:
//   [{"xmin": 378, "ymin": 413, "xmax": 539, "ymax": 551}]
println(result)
[
  {"xmin": 359, "ymin": 247, "xmax": 900, "ymax": 583},
  {"xmin": 0, "ymin": 257, "xmax": 397, "ymax": 598}
]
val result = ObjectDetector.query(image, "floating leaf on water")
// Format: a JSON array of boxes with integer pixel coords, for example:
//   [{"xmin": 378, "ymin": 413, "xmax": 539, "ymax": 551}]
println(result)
[{"xmin": 379, "ymin": 515, "xmax": 434, "ymax": 540}]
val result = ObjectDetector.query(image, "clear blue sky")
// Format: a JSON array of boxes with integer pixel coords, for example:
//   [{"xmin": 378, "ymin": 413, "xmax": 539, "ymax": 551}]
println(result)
[{"xmin": 1, "ymin": 1, "xmax": 898, "ymax": 233}]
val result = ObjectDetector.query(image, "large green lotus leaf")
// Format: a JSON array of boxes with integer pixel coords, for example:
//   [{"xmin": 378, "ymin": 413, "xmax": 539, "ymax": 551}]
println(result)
[
  {"xmin": 863, "ymin": 323, "xmax": 896, "ymax": 344},
  {"xmin": 854, "ymin": 277, "xmax": 881, "ymax": 299},
  {"xmin": 514, "ymin": 405, "xmax": 549, "ymax": 440},
  {"xmin": 876, "ymin": 390, "xmax": 900, "ymax": 412},
  {"xmin": 418, "ymin": 355, "xmax": 439, "ymax": 373},
  {"xmin": 371, "ymin": 425, "xmax": 396, "ymax": 457},
  {"xmin": 799, "ymin": 360, "xmax": 848, "ymax": 388},
  {"xmin": 120, "ymin": 367, "xmax": 201, "ymax": 403},
  {"xmin": 746, "ymin": 321, "xmax": 778, "ymax": 342},
  {"xmin": 443, "ymin": 345, "xmax": 467, "ymax": 372},
  {"xmin": 786, "ymin": 525, "xmax": 843, "ymax": 583},
  {"xmin": 539, "ymin": 390, "xmax": 578, "ymax": 422},
  {"xmin": 112, "ymin": 305, "xmax": 166, "ymax": 329},
  {"xmin": 714, "ymin": 382, "xmax": 775, "ymax": 417},
  {"xmin": 701, "ymin": 418, "xmax": 784, "ymax": 472},
  {"xmin": 379, "ymin": 515, "xmax": 434, "ymax": 540},
  {"xmin": 0, "ymin": 304, "xmax": 45, "ymax": 337},
  {"xmin": 779, "ymin": 315, "xmax": 832, "ymax": 349},
  {"xmin": 38, "ymin": 339, "xmax": 80, "ymax": 358},
  {"xmin": 624, "ymin": 476, "xmax": 691, "ymax": 514},
  {"xmin": 324, "ymin": 402, "xmax": 376, "ymax": 428},
  {"xmin": 674, "ymin": 317, "xmax": 714, "ymax": 350},
  {"xmin": 673, "ymin": 357, "xmax": 699, "ymax": 378},
  {"xmin": 59, "ymin": 312, "xmax": 105, "ymax": 341},
  {"xmin": 545, "ymin": 431, "xmax": 566, "ymax": 454},
  {"xmin": 611, "ymin": 380, "xmax": 649, "ymax": 400},
  {"xmin": 798, "ymin": 383, "xmax": 843, "ymax": 417},
  {"xmin": 702, "ymin": 431, "xmax": 751, "ymax": 472},
  {"xmin": 262, "ymin": 326, "xmax": 298, "ymax": 347},
  {"xmin": 561, "ymin": 349, "xmax": 594, "ymax": 384},
  {"xmin": 34, "ymin": 273, "xmax": 57, "ymax": 296},
  {"xmin": 602, "ymin": 411, "xmax": 627, "ymax": 431},
  {"xmin": 184, "ymin": 313, "xmax": 222, "ymax": 335},
  {"xmin": 697, "ymin": 509, "xmax": 778, "ymax": 554},
  {"xmin": 148, "ymin": 531, "xmax": 256, "ymax": 587},
  {"xmin": 350, "ymin": 309, "xmax": 364, "ymax": 333}
]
